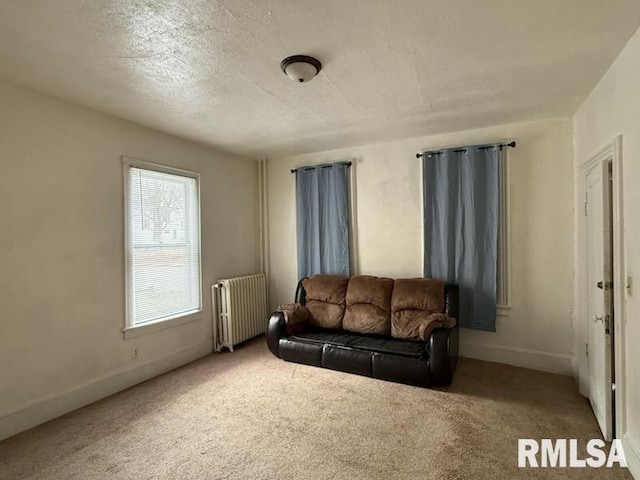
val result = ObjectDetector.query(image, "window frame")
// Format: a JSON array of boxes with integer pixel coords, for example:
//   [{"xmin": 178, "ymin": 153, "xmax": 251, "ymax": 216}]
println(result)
[{"xmin": 122, "ymin": 157, "xmax": 203, "ymax": 338}]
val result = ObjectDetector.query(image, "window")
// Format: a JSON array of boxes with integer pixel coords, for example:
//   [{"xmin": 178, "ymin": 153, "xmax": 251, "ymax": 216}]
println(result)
[{"xmin": 124, "ymin": 158, "xmax": 201, "ymax": 330}]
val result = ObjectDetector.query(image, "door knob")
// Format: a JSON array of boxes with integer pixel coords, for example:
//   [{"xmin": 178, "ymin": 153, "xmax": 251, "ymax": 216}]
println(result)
[
  {"xmin": 597, "ymin": 281, "xmax": 604, "ymax": 289},
  {"xmin": 593, "ymin": 315, "xmax": 604, "ymax": 323}
]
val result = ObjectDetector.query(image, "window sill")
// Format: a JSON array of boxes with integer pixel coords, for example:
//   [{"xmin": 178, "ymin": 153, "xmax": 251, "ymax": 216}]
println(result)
[{"xmin": 123, "ymin": 309, "xmax": 204, "ymax": 339}]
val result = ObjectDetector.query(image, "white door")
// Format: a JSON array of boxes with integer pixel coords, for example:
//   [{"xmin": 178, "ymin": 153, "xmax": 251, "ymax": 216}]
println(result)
[{"xmin": 585, "ymin": 161, "xmax": 613, "ymax": 440}]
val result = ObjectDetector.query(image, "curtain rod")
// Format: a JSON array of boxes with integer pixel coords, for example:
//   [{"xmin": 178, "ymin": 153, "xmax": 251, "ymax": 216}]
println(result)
[
  {"xmin": 290, "ymin": 161, "xmax": 352, "ymax": 174},
  {"xmin": 415, "ymin": 141, "xmax": 516, "ymax": 159}
]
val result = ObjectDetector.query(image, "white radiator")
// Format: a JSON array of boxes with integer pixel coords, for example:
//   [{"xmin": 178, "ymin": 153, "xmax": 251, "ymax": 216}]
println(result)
[{"xmin": 211, "ymin": 273, "xmax": 268, "ymax": 352}]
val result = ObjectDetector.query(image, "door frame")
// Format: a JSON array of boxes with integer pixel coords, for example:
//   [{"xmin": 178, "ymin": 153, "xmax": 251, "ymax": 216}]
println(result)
[{"xmin": 576, "ymin": 134, "xmax": 625, "ymax": 439}]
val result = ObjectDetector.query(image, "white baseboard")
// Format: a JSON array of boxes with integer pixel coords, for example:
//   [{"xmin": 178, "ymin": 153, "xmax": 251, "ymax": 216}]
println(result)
[
  {"xmin": 460, "ymin": 341, "xmax": 574, "ymax": 375},
  {"xmin": 0, "ymin": 340, "xmax": 213, "ymax": 441},
  {"xmin": 624, "ymin": 434, "xmax": 640, "ymax": 479}
]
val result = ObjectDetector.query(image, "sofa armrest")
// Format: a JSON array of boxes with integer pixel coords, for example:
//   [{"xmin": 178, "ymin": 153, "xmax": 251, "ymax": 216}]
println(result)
[
  {"xmin": 267, "ymin": 311, "xmax": 287, "ymax": 358},
  {"xmin": 429, "ymin": 325, "xmax": 458, "ymax": 385}
]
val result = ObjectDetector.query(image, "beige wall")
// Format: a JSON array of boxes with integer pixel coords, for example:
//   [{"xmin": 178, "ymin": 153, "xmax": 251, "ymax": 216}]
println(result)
[
  {"xmin": 0, "ymin": 82, "xmax": 258, "ymax": 439},
  {"xmin": 574, "ymin": 26, "xmax": 640, "ymax": 475},
  {"xmin": 267, "ymin": 118, "xmax": 575, "ymax": 373}
]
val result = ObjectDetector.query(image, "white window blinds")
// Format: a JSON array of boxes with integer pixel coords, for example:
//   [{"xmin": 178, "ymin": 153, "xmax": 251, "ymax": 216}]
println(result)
[{"xmin": 126, "ymin": 163, "xmax": 201, "ymax": 326}]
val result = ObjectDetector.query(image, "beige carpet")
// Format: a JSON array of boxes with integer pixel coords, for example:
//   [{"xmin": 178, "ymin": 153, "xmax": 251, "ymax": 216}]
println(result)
[{"xmin": 0, "ymin": 338, "xmax": 631, "ymax": 480}]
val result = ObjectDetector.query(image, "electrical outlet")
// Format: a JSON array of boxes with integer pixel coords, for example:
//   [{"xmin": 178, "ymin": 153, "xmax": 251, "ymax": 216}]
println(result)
[{"xmin": 132, "ymin": 347, "xmax": 139, "ymax": 359}]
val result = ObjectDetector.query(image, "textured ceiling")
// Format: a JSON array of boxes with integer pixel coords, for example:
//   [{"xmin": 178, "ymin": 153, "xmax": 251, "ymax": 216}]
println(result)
[{"xmin": 0, "ymin": 1, "xmax": 639, "ymax": 157}]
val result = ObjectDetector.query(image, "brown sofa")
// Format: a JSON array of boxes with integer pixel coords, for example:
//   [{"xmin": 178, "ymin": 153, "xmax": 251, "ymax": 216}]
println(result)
[{"xmin": 266, "ymin": 274, "xmax": 459, "ymax": 387}]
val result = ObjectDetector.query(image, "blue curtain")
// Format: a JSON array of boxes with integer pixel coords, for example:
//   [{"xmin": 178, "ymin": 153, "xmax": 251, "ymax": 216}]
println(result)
[
  {"xmin": 296, "ymin": 163, "xmax": 351, "ymax": 279},
  {"xmin": 423, "ymin": 146, "xmax": 499, "ymax": 331}
]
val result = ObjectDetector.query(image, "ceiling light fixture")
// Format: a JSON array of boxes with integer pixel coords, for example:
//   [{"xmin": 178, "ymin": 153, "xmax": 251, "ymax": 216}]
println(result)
[{"xmin": 280, "ymin": 55, "xmax": 322, "ymax": 83}]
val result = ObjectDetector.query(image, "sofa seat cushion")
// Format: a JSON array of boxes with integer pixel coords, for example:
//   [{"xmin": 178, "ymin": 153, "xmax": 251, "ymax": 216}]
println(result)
[
  {"xmin": 343, "ymin": 275, "xmax": 393, "ymax": 336},
  {"xmin": 288, "ymin": 328, "xmax": 427, "ymax": 360},
  {"xmin": 302, "ymin": 275, "xmax": 349, "ymax": 329}
]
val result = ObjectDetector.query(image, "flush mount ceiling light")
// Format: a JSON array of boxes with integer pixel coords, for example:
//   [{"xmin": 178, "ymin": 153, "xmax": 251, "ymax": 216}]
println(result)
[{"xmin": 280, "ymin": 55, "xmax": 322, "ymax": 83}]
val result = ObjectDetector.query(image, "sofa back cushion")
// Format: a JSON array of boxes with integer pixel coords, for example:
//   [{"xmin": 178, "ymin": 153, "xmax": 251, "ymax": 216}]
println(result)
[
  {"xmin": 302, "ymin": 275, "xmax": 349, "ymax": 329},
  {"xmin": 391, "ymin": 278, "xmax": 446, "ymax": 340},
  {"xmin": 343, "ymin": 276, "xmax": 394, "ymax": 335}
]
